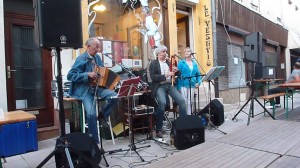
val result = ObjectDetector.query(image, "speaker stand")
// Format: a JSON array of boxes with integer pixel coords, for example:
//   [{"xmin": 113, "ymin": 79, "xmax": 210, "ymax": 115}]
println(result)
[
  {"xmin": 37, "ymin": 48, "xmax": 100, "ymax": 168},
  {"xmin": 232, "ymin": 62, "xmax": 275, "ymax": 125},
  {"xmin": 206, "ymin": 80, "xmax": 226, "ymax": 135}
]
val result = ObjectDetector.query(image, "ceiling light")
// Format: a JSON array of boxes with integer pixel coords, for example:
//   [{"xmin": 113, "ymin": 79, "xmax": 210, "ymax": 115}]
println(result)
[{"xmin": 93, "ymin": 4, "xmax": 106, "ymax": 12}]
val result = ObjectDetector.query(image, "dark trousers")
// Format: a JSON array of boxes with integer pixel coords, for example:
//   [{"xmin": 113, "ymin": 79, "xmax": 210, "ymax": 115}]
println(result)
[{"xmin": 267, "ymin": 87, "xmax": 288, "ymax": 104}]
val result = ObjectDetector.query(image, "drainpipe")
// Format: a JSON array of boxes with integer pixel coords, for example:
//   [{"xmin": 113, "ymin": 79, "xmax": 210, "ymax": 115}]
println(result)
[{"xmin": 211, "ymin": 0, "xmax": 219, "ymax": 98}]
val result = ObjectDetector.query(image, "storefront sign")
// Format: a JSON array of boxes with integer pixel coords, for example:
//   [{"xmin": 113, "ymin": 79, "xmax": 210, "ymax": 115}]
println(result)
[
  {"xmin": 204, "ymin": 5, "xmax": 211, "ymax": 66},
  {"xmin": 199, "ymin": 0, "xmax": 213, "ymax": 71}
]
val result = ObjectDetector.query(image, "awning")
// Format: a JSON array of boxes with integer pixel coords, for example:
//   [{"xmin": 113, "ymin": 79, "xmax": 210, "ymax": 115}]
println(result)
[{"xmin": 176, "ymin": 0, "xmax": 199, "ymax": 5}]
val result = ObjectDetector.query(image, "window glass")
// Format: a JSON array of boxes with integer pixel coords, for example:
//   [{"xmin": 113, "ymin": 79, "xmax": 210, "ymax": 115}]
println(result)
[{"xmin": 227, "ymin": 44, "xmax": 246, "ymax": 88}]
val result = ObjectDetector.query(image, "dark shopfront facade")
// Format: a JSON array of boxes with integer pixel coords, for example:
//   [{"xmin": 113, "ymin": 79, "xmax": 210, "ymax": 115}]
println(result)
[{"xmin": 214, "ymin": 0, "xmax": 288, "ymax": 104}]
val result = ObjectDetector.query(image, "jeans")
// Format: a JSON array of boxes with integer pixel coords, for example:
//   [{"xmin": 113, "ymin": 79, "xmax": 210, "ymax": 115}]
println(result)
[
  {"xmin": 81, "ymin": 87, "xmax": 117, "ymax": 143},
  {"xmin": 155, "ymin": 83, "xmax": 187, "ymax": 131},
  {"xmin": 268, "ymin": 87, "xmax": 293, "ymax": 104}
]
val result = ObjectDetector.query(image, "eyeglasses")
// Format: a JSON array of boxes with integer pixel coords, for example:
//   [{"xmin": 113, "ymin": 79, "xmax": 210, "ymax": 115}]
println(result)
[{"xmin": 91, "ymin": 45, "xmax": 101, "ymax": 51}]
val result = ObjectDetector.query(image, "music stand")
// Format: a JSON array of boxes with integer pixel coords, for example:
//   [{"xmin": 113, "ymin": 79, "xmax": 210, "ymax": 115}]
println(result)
[
  {"xmin": 201, "ymin": 66, "xmax": 227, "ymax": 135},
  {"xmin": 109, "ymin": 77, "xmax": 151, "ymax": 162}
]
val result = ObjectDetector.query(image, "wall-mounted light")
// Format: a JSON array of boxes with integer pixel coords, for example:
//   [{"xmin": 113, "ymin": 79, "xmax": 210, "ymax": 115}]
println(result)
[{"xmin": 93, "ymin": 0, "xmax": 106, "ymax": 12}]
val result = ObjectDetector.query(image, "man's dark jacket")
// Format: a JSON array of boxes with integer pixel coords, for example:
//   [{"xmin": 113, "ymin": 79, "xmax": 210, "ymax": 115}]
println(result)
[{"xmin": 149, "ymin": 59, "xmax": 180, "ymax": 98}]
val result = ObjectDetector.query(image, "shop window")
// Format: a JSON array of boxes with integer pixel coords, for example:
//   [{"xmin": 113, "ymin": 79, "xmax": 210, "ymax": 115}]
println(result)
[
  {"xmin": 88, "ymin": 0, "xmax": 163, "ymax": 69},
  {"xmin": 227, "ymin": 44, "xmax": 246, "ymax": 88}
]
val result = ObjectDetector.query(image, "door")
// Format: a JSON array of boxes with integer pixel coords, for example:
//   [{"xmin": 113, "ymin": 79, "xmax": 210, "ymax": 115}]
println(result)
[
  {"xmin": 176, "ymin": 4, "xmax": 192, "ymax": 54},
  {"xmin": 5, "ymin": 13, "xmax": 54, "ymax": 127}
]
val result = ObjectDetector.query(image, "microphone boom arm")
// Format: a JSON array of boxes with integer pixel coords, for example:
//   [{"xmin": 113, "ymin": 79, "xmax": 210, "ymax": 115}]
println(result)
[{"xmin": 103, "ymin": 53, "xmax": 148, "ymax": 86}]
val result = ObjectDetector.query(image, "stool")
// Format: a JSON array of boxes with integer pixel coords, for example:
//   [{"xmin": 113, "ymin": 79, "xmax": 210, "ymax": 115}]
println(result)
[
  {"xmin": 96, "ymin": 98, "xmax": 115, "ymax": 144},
  {"xmin": 63, "ymin": 97, "xmax": 84, "ymax": 132},
  {"xmin": 64, "ymin": 97, "xmax": 115, "ymax": 144}
]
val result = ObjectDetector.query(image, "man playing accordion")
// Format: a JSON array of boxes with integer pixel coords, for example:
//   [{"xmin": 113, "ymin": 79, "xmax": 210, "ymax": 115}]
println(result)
[{"xmin": 67, "ymin": 37, "xmax": 117, "ymax": 144}]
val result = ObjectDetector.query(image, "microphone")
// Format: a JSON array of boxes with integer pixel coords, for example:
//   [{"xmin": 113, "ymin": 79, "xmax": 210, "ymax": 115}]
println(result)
[
  {"xmin": 190, "ymin": 52, "xmax": 196, "ymax": 55},
  {"xmin": 172, "ymin": 54, "xmax": 182, "ymax": 60},
  {"xmin": 102, "ymin": 53, "xmax": 109, "ymax": 57}
]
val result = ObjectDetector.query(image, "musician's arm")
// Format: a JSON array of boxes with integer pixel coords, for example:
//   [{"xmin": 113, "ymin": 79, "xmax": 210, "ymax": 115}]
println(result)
[
  {"xmin": 67, "ymin": 58, "xmax": 90, "ymax": 83},
  {"xmin": 149, "ymin": 61, "xmax": 166, "ymax": 82}
]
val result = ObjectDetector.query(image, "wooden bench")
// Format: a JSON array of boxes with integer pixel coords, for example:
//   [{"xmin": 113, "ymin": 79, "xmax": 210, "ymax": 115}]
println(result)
[{"xmin": 258, "ymin": 93, "xmax": 286, "ymax": 117}]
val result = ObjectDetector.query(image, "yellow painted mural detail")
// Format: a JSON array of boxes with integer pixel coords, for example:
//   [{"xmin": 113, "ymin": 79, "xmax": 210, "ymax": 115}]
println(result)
[{"xmin": 168, "ymin": 0, "xmax": 178, "ymax": 56}]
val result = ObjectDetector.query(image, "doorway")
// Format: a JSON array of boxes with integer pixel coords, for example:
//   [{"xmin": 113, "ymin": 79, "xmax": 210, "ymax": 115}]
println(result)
[
  {"xmin": 5, "ymin": 13, "xmax": 54, "ymax": 127},
  {"xmin": 176, "ymin": 4, "xmax": 193, "ymax": 55}
]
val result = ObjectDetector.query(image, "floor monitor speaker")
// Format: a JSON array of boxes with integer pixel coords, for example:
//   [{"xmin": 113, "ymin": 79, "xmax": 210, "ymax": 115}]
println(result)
[
  {"xmin": 172, "ymin": 115, "xmax": 205, "ymax": 150},
  {"xmin": 201, "ymin": 99, "xmax": 224, "ymax": 126},
  {"xmin": 34, "ymin": 0, "xmax": 83, "ymax": 48},
  {"xmin": 55, "ymin": 133, "xmax": 101, "ymax": 168}
]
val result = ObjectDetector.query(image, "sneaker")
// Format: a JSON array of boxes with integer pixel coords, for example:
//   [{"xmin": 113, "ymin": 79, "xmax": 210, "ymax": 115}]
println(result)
[
  {"xmin": 101, "ymin": 120, "xmax": 109, "ymax": 128},
  {"xmin": 156, "ymin": 131, "xmax": 163, "ymax": 138},
  {"xmin": 266, "ymin": 106, "xmax": 274, "ymax": 109}
]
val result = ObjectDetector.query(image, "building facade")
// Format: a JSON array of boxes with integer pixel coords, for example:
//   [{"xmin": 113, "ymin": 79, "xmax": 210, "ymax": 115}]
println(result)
[{"xmin": 1, "ymin": 0, "xmax": 299, "ymax": 138}]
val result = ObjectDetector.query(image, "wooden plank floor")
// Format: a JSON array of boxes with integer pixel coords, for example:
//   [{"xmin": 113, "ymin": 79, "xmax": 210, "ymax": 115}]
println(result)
[
  {"xmin": 217, "ymin": 119, "xmax": 300, "ymax": 155},
  {"xmin": 286, "ymin": 141, "xmax": 300, "ymax": 157},
  {"xmin": 145, "ymin": 141, "xmax": 279, "ymax": 168},
  {"xmin": 145, "ymin": 119, "xmax": 300, "ymax": 168},
  {"xmin": 268, "ymin": 156, "xmax": 300, "ymax": 168}
]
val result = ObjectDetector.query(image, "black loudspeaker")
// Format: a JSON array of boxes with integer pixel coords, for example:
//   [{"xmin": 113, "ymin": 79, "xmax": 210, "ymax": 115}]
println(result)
[
  {"xmin": 172, "ymin": 115, "xmax": 205, "ymax": 150},
  {"xmin": 244, "ymin": 32, "xmax": 262, "ymax": 63},
  {"xmin": 201, "ymin": 99, "xmax": 224, "ymax": 126},
  {"xmin": 255, "ymin": 63, "xmax": 276, "ymax": 79},
  {"xmin": 55, "ymin": 133, "xmax": 101, "ymax": 168},
  {"xmin": 34, "ymin": 0, "xmax": 83, "ymax": 48}
]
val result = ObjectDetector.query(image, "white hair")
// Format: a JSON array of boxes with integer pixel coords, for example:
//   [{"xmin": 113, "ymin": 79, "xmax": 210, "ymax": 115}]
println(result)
[{"xmin": 154, "ymin": 45, "xmax": 167, "ymax": 56}]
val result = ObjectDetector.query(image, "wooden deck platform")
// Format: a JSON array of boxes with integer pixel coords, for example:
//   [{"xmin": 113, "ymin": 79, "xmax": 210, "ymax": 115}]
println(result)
[{"xmin": 145, "ymin": 119, "xmax": 300, "ymax": 167}]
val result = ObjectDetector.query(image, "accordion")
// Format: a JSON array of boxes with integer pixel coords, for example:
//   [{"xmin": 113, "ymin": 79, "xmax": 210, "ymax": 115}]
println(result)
[{"xmin": 92, "ymin": 66, "xmax": 121, "ymax": 90}]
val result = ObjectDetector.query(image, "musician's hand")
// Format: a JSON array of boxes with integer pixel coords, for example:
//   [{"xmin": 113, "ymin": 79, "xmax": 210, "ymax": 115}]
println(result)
[
  {"xmin": 195, "ymin": 83, "xmax": 199, "ymax": 88},
  {"xmin": 88, "ymin": 72, "xmax": 98, "ymax": 79},
  {"xmin": 172, "ymin": 67, "xmax": 178, "ymax": 72},
  {"xmin": 165, "ymin": 72, "xmax": 175, "ymax": 77}
]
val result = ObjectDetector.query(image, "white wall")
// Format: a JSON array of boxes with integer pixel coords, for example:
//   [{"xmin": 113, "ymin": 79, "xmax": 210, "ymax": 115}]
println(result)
[
  {"xmin": 0, "ymin": 1, "xmax": 8, "ymax": 111},
  {"xmin": 51, "ymin": 49, "xmax": 75, "ymax": 110}
]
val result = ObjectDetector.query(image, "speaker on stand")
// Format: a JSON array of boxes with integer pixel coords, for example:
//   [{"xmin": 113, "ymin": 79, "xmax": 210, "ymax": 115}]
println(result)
[
  {"xmin": 34, "ymin": 0, "xmax": 83, "ymax": 48},
  {"xmin": 34, "ymin": 0, "xmax": 102, "ymax": 167}
]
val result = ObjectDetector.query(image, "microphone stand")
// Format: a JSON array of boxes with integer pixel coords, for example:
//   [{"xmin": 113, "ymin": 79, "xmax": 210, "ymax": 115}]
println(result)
[
  {"xmin": 191, "ymin": 54, "xmax": 206, "ymax": 113},
  {"xmin": 180, "ymin": 74, "xmax": 204, "ymax": 115}
]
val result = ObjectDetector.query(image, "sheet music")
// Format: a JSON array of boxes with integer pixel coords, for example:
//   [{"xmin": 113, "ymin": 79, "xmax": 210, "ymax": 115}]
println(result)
[{"xmin": 202, "ymin": 66, "xmax": 225, "ymax": 81}]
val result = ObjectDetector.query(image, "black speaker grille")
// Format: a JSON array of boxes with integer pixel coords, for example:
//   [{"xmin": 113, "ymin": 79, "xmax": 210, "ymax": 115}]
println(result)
[
  {"xmin": 172, "ymin": 115, "xmax": 205, "ymax": 150},
  {"xmin": 200, "ymin": 99, "xmax": 224, "ymax": 126},
  {"xmin": 35, "ymin": 0, "xmax": 83, "ymax": 48}
]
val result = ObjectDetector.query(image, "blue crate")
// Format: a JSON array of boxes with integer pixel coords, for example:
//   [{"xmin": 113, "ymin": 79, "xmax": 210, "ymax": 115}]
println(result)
[{"xmin": 0, "ymin": 120, "xmax": 38, "ymax": 157}]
